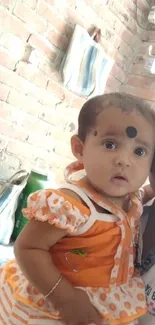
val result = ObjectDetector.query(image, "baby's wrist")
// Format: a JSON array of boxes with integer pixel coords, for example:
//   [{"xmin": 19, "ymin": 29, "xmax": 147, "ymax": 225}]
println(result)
[{"xmin": 47, "ymin": 277, "xmax": 74, "ymax": 306}]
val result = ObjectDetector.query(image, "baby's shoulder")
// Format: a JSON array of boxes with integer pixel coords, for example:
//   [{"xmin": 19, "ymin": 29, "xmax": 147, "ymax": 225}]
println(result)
[
  {"xmin": 60, "ymin": 188, "xmax": 84, "ymax": 205},
  {"xmin": 22, "ymin": 187, "xmax": 90, "ymax": 235}
]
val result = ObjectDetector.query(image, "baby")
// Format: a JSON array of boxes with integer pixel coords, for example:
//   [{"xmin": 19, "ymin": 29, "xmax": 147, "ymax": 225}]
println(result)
[{"xmin": 0, "ymin": 93, "xmax": 155, "ymax": 325}]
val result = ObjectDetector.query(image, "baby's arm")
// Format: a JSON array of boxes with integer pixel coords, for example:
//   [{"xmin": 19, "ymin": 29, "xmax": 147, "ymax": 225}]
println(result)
[
  {"xmin": 14, "ymin": 220, "xmax": 71, "ymax": 304},
  {"xmin": 14, "ymin": 192, "xmax": 101, "ymax": 325}
]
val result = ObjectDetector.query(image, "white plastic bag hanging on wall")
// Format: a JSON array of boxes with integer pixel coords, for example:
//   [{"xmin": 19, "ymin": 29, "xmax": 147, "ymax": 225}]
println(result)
[
  {"xmin": 60, "ymin": 25, "xmax": 114, "ymax": 98},
  {"xmin": 0, "ymin": 170, "xmax": 29, "ymax": 245}
]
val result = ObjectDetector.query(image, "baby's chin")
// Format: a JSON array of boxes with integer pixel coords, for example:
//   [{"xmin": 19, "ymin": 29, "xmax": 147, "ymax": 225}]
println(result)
[
  {"xmin": 95, "ymin": 187, "xmax": 129, "ymax": 199},
  {"xmin": 89, "ymin": 179, "xmax": 137, "ymax": 198},
  {"xmin": 102, "ymin": 185, "xmax": 135, "ymax": 199}
]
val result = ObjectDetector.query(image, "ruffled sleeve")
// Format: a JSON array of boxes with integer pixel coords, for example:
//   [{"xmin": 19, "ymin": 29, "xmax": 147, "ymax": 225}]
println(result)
[{"xmin": 22, "ymin": 189, "xmax": 90, "ymax": 234}]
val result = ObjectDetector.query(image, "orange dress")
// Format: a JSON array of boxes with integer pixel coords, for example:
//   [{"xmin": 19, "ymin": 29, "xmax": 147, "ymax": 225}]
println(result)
[{"xmin": 0, "ymin": 162, "xmax": 147, "ymax": 325}]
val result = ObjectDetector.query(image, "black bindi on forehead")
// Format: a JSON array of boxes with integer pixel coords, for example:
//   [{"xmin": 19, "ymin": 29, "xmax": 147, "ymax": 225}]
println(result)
[
  {"xmin": 126, "ymin": 126, "xmax": 137, "ymax": 138},
  {"xmin": 93, "ymin": 130, "xmax": 98, "ymax": 136}
]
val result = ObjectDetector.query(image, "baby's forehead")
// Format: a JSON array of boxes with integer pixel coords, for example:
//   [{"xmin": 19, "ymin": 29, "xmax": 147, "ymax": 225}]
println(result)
[
  {"xmin": 96, "ymin": 107, "xmax": 151, "ymax": 129},
  {"xmin": 94, "ymin": 107, "xmax": 155, "ymax": 145},
  {"xmin": 97, "ymin": 126, "xmax": 137, "ymax": 139}
]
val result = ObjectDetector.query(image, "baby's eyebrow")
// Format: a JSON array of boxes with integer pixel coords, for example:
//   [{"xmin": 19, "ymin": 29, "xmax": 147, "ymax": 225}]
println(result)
[
  {"xmin": 100, "ymin": 131, "xmax": 153, "ymax": 150},
  {"xmin": 100, "ymin": 130, "xmax": 124, "ymax": 138}
]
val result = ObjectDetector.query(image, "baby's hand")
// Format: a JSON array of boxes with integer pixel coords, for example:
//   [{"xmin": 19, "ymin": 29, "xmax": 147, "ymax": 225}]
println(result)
[{"xmin": 55, "ymin": 288, "xmax": 102, "ymax": 325}]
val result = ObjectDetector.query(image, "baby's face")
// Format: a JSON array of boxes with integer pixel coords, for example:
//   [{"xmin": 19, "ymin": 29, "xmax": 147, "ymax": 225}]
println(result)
[{"xmin": 81, "ymin": 107, "xmax": 155, "ymax": 198}]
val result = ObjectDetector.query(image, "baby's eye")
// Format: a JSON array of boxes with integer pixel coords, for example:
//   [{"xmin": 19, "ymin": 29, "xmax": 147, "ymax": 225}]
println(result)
[
  {"xmin": 135, "ymin": 147, "xmax": 146, "ymax": 157},
  {"xmin": 103, "ymin": 141, "xmax": 116, "ymax": 150}
]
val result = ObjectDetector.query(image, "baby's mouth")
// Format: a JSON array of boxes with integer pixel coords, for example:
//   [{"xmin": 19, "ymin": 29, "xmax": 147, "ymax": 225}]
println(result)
[{"xmin": 111, "ymin": 174, "xmax": 128, "ymax": 185}]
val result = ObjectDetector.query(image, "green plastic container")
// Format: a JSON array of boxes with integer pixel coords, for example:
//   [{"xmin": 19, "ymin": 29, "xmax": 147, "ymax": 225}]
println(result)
[{"xmin": 12, "ymin": 170, "xmax": 48, "ymax": 240}]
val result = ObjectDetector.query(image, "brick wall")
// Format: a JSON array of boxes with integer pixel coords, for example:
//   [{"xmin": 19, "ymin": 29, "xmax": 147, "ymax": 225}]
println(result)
[
  {"xmin": 0, "ymin": 0, "xmax": 149, "ymax": 182},
  {"xmin": 121, "ymin": 28, "xmax": 155, "ymax": 109}
]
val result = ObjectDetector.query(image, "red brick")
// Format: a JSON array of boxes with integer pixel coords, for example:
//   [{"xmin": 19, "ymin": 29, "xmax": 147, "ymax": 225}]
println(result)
[
  {"xmin": 40, "ymin": 90, "xmax": 59, "ymax": 106},
  {"xmin": 28, "ymin": 34, "xmax": 56, "ymax": 60},
  {"xmin": 109, "ymin": 3, "xmax": 128, "ymax": 23},
  {"xmin": 53, "ymin": 51, "xmax": 63, "ymax": 68},
  {"xmin": 99, "ymin": 38, "xmax": 115, "ymax": 58},
  {"xmin": 123, "ymin": 0, "xmax": 136, "ymax": 18},
  {"xmin": 123, "ymin": 59, "xmax": 133, "ymax": 73},
  {"xmin": 0, "ymin": 0, "xmax": 12, "ymax": 8},
  {"xmin": 110, "ymin": 3, "xmax": 137, "ymax": 34},
  {"xmin": 54, "ymin": 139, "xmax": 70, "ymax": 157},
  {"xmin": 28, "ymin": 132, "xmax": 55, "ymax": 150},
  {"xmin": 7, "ymin": 138, "xmax": 50, "ymax": 160},
  {"xmin": 126, "ymin": 0, "xmax": 149, "ymax": 17},
  {"xmin": 44, "ymin": 0, "xmax": 57, "ymax": 6},
  {"xmin": 47, "ymin": 30, "xmax": 69, "ymax": 51},
  {"xmin": 110, "ymin": 64, "xmax": 126, "ymax": 83},
  {"xmin": 0, "ymin": 46, "xmax": 17, "ymax": 70},
  {"xmin": 105, "ymin": 83, "xmax": 120, "ymax": 93},
  {"xmin": 39, "ymin": 59, "xmax": 62, "ymax": 80},
  {"xmin": 120, "ymin": 85, "xmax": 155, "ymax": 101},
  {"xmin": 16, "ymin": 62, "xmax": 35, "ymax": 82},
  {"xmin": 33, "ymin": 72, "xmax": 48, "ymax": 89},
  {"xmin": 137, "ymin": 43, "xmax": 148, "ymax": 55},
  {"xmin": 110, "ymin": 36, "xmax": 122, "ymax": 53},
  {"xmin": 72, "ymin": 96, "xmax": 87, "ymax": 109},
  {"xmin": 7, "ymin": 89, "xmax": 41, "ymax": 116},
  {"xmin": 136, "ymin": 0, "xmax": 149, "ymax": 14},
  {"xmin": 121, "ymin": 28, "xmax": 134, "ymax": 45},
  {"xmin": 106, "ymin": 75, "xmax": 122, "ymax": 89},
  {"xmin": 75, "ymin": 1, "xmax": 99, "ymax": 26},
  {"xmin": 47, "ymin": 80, "xmax": 65, "ymax": 100},
  {"xmin": 38, "ymin": 0, "xmax": 67, "ymax": 33},
  {"xmin": 0, "ymin": 33, "xmax": 25, "ymax": 59},
  {"xmin": 99, "ymin": 6, "xmax": 123, "ymax": 35},
  {"xmin": 23, "ymin": 0, "xmax": 38, "ymax": 9},
  {"xmin": 0, "ymin": 100, "xmax": 13, "ymax": 120},
  {"xmin": 39, "ymin": 106, "xmax": 65, "ymax": 126},
  {"xmin": 0, "ymin": 83, "xmax": 11, "ymax": 101},
  {"xmin": 62, "ymin": 7, "xmax": 86, "ymax": 29},
  {"xmin": 7, "ymin": 138, "xmax": 36, "ymax": 159},
  {"xmin": 146, "ymin": 31, "xmax": 155, "ymax": 42},
  {"xmin": 3, "ymin": 101, "xmax": 45, "ymax": 134},
  {"xmin": 0, "ymin": 100, "xmax": 21, "ymax": 124},
  {"xmin": 39, "ymin": 60, "xmax": 53, "ymax": 77},
  {"xmin": 63, "ymin": 89, "xmax": 74, "ymax": 106},
  {"xmin": 114, "ymin": 52, "xmax": 125, "ymax": 68},
  {"xmin": 0, "ymin": 66, "xmax": 32, "ymax": 94},
  {"xmin": 127, "ymin": 75, "xmax": 155, "ymax": 88},
  {"xmin": 101, "ymin": 27, "xmax": 117, "ymax": 46},
  {"xmin": 49, "ymin": 152, "xmax": 72, "ymax": 172},
  {"xmin": 54, "ymin": 104, "xmax": 78, "ymax": 123},
  {"xmin": 0, "ymin": 118, "xmax": 28, "ymax": 142},
  {"xmin": 118, "ymin": 41, "xmax": 133, "ymax": 59},
  {"xmin": 130, "ymin": 63, "xmax": 145, "ymax": 75},
  {"xmin": 13, "ymin": 3, "xmax": 47, "ymax": 33},
  {"xmin": 0, "ymin": 8, "xmax": 30, "ymax": 41}
]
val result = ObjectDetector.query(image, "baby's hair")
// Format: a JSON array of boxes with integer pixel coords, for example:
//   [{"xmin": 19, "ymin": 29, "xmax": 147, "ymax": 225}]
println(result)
[{"xmin": 78, "ymin": 92, "xmax": 155, "ymax": 142}]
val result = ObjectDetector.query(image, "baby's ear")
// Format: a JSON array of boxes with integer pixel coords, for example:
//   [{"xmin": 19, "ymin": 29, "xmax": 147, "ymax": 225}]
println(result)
[
  {"xmin": 151, "ymin": 153, "xmax": 155, "ymax": 173},
  {"xmin": 71, "ymin": 135, "xmax": 84, "ymax": 163}
]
